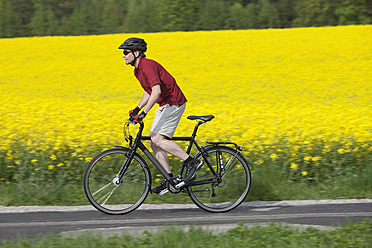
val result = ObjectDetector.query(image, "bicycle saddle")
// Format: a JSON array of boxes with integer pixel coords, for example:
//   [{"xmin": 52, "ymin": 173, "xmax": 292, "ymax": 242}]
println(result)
[{"xmin": 187, "ymin": 115, "xmax": 215, "ymax": 122}]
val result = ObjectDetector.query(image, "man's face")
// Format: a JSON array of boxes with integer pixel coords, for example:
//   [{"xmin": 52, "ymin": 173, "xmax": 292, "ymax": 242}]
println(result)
[{"xmin": 122, "ymin": 50, "xmax": 134, "ymax": 65}]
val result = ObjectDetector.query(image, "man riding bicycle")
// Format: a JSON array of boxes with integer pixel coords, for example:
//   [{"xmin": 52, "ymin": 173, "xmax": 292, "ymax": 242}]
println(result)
[{"xmin": 119, "ymin": 37, "xmax": 203, "ymax": 194}]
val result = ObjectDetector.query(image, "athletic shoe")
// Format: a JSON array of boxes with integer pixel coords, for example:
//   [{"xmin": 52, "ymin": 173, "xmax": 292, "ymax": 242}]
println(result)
[
  {"xmin": 151, "ymin": 179, "xmax": 168, "ymax": 194},
  {"xmin": 184, "ymin": 159, "xmax": 203, "ymax": 184}
]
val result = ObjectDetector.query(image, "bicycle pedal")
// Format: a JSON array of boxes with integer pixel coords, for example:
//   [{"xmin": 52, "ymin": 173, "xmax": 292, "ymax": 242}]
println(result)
[
  {"xmin": 175, "ymin": 181, "xmax": 186, "ymax": 189},
  {"xmin": 159, "ymin": 189, "xmax": 169, "ymax": 195}
]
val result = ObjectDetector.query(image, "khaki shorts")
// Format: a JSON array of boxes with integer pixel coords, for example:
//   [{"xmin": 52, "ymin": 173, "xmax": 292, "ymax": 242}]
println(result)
[{"xmin": 150, "ymin": 103, "xmax": 186, "ymax": 138}]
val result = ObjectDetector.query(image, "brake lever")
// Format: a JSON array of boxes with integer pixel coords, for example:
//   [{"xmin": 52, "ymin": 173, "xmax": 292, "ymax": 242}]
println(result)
[{"xmin": 127, "ymin": 117, "xmax": 137, "ymax": 125}]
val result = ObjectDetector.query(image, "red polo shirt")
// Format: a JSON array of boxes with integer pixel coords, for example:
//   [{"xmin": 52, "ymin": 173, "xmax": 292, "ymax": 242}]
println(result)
[{"xmin": 134, "ymin": 58, "xmax": 187, "ymax": 106}]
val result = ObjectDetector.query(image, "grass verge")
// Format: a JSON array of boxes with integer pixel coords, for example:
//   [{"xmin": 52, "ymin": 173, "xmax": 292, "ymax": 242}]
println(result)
[
  {"xmin": 1, "ymin": 220, "xmax": 371, "ymax": 248},
  {"xmin": 0, "ymin": 163, "xmax": 371, "ymax": 206}
]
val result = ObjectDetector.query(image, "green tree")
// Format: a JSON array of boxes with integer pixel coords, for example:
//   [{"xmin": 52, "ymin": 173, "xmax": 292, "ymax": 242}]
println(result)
[
  {"xmin": 159, "ymin": 0, "xmax": 198, "ymax": 31},
  {"xmin": 123, "ymin": 0, "xmax": 141, "ymax": 32},
  {"xmin": 0, "ymin": 0, "xmax": 22, "ymax": 37},
  {"xmin": 124, "ymin": 0, "xmax": 163, "ymax": 32},
  {"xmin": 223, "ymin": 0, "xmax": 243, "ymax": 5},
  {"xmin": 11, "ymin": 0, "xmax": 35, "ymax": 36},
  {"xmin": 226, "ymin": 2, "xmax": 248, "ymax": 29},
  {"xmin": 45, "ymin": 7, "xmax": 59, "ymax": 35},
  {"xmin": 1, "ymin": 0, "xmax": 372, "ymax": 38},
  {"xmin": 244, "ymin": 2, "xmax": 259, "ymax": 29},
  {"xmin": 335, "ymin": 0, "xmax": 371, "ymax": 25},
  {"xmin": 124, "ymin": 0, "xmax": 162, "ymax": 33},
  {"xmin": 30, "ymin": 5, "xmax": 46, "ymax": 36},
  {"xmin": 67, "ymin": 8, "xmax": 88, "ymax": 35},
  {"xmin": 257, "ymin": 0, "xmax": 279, "ymax": 28},
  {"xmin": 293, "ymin": 0, "xmax": 338, "ymax": 27},
  {"xmin": 84, "ymin": 1, "xmax": 104, "ymax": 35},
  {"xmin": 32, "ymin": 0, "xmax": 77, "ymax": 21},
  {"xmin": 197, "ymin": 0, "xmax": 229, "ymax": 30},
  {"xmin": 276, "ymin": 0, "xmax": 296, "ymax": 28},
  {"xmin": 101, "ymin": 4, "xmax": 121, "ymax": 34}
]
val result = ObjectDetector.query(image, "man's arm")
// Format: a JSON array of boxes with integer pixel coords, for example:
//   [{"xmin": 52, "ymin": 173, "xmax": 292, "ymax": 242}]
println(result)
[
  {"xmin": 143, "ymin": 84, "xmax": 161, "ymax": 113},
  {"xmin": 137, "ymin": 91, "xmax": 150, "ymax": 109}
]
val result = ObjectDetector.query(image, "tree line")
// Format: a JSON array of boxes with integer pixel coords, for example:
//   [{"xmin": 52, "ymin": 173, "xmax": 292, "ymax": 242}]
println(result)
[{"xmin": 1, "ymin": 0, "xmax": 371, "ymax": 38}]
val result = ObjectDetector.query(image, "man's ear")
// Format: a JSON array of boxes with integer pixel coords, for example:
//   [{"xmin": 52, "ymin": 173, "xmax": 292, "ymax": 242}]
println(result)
[{"xmin": 134, "ymin": 50, "xmax": 141, "ymax": 57}]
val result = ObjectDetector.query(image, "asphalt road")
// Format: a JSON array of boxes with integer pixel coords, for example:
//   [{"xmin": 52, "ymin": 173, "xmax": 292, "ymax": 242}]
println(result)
[{"xmin": 1, "ymin": 199, "xmax": 371, "ymax": 241}]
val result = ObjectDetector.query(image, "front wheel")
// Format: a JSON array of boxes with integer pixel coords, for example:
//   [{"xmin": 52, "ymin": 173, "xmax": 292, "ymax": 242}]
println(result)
[
  {"xmin": 83, "ymin": 148, "xmax": 151, "ymax": 215},
  {"xmin": 188, "ymin": 146, "xmax": 251, "ymax": 213}
]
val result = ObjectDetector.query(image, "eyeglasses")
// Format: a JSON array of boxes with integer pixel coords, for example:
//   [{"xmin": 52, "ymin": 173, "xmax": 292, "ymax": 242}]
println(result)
[{"xmin": 123, "ymin": 50, "xmax": 132, "ymax": 55}]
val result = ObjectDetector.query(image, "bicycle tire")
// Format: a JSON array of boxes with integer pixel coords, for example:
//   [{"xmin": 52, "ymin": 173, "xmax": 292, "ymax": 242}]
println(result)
[
  {"xmin": 83, "ymin": 148, "xmax": 151, "ymax": 215},
  {"xmin": 188, "ymin": 146, "xmax": 251, "ymax": 213}
]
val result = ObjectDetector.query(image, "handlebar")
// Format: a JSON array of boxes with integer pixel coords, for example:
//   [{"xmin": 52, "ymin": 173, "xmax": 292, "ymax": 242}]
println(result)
[
  {"xmin": 127, "ymin": 116, "xmax": 144, "ymax": 126},
  {"xmin": 124, "ymin": 118, "xmax": 145, "ymax": 147}
]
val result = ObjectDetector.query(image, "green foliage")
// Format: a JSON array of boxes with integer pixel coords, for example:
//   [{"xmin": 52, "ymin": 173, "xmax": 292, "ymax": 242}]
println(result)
[
  {"xmin": 0, "ymin": 138, "xmax": 371, "ymax": 206},
  {"xmin": 0, "ymin": 0, "xmax": 22, "ymax": 37},
  {"xmin": 197, "ymin": 0, "xmax": 229, "ymax": 30},
  {"xmin": 335, "ymin": 0, "xmax": 372, "ymax": 25},
  {"xmin": 1, "ymin": 0, "xmax": 371, "ymax": 38},
  {"xmin": 293, "ymin": 0, "xmax": 338, "ymax": 27},
  {"xmin": 257, "ymin": 0, "xmax": 280, "ymax": 28},
  {"xmin": 124, "ymin": 0, "xmax": 162, "ymax": 33},
  {"xmin": 1, "ymin": 220, "xmax": 372, "ymax": 247},
  {"xmin": 159, "ymin": 0, "xmax": 198, "ymax": 31}
]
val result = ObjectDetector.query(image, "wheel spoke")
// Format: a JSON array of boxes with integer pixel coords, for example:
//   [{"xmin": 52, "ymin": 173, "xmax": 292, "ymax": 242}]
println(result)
[
  {"xmin": 84, "ymin": 148, "xmax": 150, "ymax": 215},
  {"xmin": 188, "ymin": 146, "xmax": 251, "ymax": 213},
  {"xmin": 92, "ymin": 181, "xmax": 113, "ymax": 196},
  {"xmin": 98, "ymin": 184, "xmax": 119, "ymax": 206},
  {"xmin": 221, "ymin": 153, "xmax": 239, "ymax": 178}
]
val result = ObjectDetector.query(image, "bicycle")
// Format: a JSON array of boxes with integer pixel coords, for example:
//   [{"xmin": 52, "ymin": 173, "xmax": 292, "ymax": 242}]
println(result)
[{"xmin": 83, "ymin": 115, "xmax": 252, "ymax": 214}]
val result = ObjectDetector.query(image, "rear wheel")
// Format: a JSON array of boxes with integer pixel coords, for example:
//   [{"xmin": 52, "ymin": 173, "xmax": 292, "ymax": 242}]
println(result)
[
  {"xmin": 188, "ymin": 146, "xmax": 251, "ymax": 213},
  {"xmin": 83, "ymin": 148, "xmax": 150, "ymax": 215}
]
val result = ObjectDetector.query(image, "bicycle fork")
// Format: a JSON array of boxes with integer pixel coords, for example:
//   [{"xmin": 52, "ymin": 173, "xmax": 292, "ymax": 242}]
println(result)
[{"xmin": 113, "ymin": 146, "xmax": 137, "ymax": 185}]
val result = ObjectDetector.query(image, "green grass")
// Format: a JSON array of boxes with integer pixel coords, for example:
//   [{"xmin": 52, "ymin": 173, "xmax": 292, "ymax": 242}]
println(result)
[
  {"xmin": 248, "ymin": 162, "xmax": 372, "ymax": 201},
  {"xmin": 0, "ymin": 162, "xmax": 371, "ymax": 206},
  {"xmin": 1, "ymin": 139, "xmax": 371, "ymax": 206},
  {"xmin": 1, "ymin": 220, "xmax": 371, "ymax": 248}
]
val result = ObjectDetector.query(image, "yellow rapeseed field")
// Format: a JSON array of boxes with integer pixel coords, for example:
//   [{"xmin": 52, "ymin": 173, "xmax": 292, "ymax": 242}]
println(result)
[{"xmin": 1, "ymin": 25, "xmax": 371, "ymax": 183}]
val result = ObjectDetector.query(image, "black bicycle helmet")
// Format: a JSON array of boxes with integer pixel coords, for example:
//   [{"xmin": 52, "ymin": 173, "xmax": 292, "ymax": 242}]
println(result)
[{"xmin": 118, "ymin": 37, "xmax": 147, "ymax": 52}]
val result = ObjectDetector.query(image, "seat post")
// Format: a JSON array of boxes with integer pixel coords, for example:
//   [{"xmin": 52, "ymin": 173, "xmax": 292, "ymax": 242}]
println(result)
[
  {"xmin": 184, "ymin": 121, "xmax": 203, "ymax": 155},
  {"xmin": 190, "ymin": 121, "xmax": 203, "ymax": 139}
]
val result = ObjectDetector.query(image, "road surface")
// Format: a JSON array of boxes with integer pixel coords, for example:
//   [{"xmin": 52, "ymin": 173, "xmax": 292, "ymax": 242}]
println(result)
[{"xmin": 1, "ymin": 199, "xmax": 371, "ymax": 241}]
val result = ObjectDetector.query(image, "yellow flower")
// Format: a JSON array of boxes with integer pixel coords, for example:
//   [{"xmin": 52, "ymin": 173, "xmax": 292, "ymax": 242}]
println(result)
[
  {"xmin": 290, "ymin": 163, "xmax": 298, "ymax": 169},
  {"xmin": 254, "ymin": 159, "xmax": 264, "ymax": 165},
  {"xmin": 0, "ymin": 25, "xmax": 371, "ymax": 183},
  {"xmin": 312, "ymin": 156, "xmax": 321, "ymax": 162},
  {"xmin": 270, "ymin": 153, "xmax": 278, "ymax": 161},
  {"xmin": 337, "ymin": 149, "xmax": 346, "ymax": 154},
  {"xmin": 48, "ymin": 165, "xmax": 55, "ymax": 170},
  {"xmin": 301, "ymin": 171, "xmax": 308, "ymax": 176},
  {"xmin": 304, "ymin": 156, "xmax": 312, "ymax": 162}
]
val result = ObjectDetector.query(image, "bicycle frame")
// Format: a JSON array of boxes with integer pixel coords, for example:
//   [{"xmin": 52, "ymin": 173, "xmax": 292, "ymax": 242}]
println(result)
[{"xmin": 117, "ymin": 120, "xmax": 219, "ymax": 189}]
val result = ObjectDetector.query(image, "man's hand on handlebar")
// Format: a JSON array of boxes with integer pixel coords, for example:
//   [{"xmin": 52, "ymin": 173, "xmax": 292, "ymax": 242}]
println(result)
[
  {"xmin": 129, "ymin": 106, "xmax": 140, "ymax": 119},
  {"xmin": 128, "ymin": 108, "xmax": 147, "ymax": 123},
  {"xmin": 134, "ymin": 111, "xmax": 147, "ymax": 123}
]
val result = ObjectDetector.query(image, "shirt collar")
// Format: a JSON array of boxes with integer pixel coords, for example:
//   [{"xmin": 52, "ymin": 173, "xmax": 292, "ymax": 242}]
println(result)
[{"xmin": 135, "ymin": 57, "xmax": 144, "ymax": 71}]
